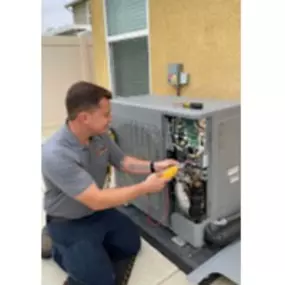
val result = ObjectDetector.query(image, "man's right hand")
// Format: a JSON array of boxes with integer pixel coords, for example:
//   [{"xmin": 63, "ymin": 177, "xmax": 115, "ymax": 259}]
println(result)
[
  {"xmin": 142, "ymin": 173, "xmax": 170, "ymax": 193},
  {"xmin": 72, "ymin": 169, "xmax": 171, "ymax": 212}
]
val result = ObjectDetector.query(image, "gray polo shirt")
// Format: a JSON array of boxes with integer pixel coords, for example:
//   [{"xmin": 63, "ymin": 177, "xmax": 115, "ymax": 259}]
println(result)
[{"xmin": 42, "ymin": 124, "xmax": 125, "ymax": 219}]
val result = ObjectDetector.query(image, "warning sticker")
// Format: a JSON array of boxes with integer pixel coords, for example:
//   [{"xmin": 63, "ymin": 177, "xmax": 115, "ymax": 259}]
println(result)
[{"xmin": 227, "ymin": 166, "xmax": 239, "ymax": 177}]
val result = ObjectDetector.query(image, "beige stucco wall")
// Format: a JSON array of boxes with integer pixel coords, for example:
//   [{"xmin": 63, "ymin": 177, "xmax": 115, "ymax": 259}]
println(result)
[{"xmin": 149, "ymin": 0, "xmax": 240, "ymax": 99}]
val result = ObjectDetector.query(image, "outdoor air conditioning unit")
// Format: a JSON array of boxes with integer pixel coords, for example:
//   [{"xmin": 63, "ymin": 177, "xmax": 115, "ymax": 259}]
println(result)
[{"xmin": 111, "ymin": 95, "xmax": 240, "ymax": 248}]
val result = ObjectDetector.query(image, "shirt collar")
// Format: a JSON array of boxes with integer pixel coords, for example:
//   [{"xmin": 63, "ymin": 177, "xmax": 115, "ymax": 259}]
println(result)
[
  {"xmin": 61, "ymin": 121, "xmax": 103, "ymax": 150},
  {"xmin": 61, "ymin": 122, "xmax": 89, "ymax": 150}
]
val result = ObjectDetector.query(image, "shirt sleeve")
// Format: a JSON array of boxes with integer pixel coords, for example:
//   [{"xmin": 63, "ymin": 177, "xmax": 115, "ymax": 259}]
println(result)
[
  {"xmin": 105, "ymin": 134, "xmax": 126, "ymax": 170},
  {"xmin": 42, "ymin": 150, "xmax": 95, "ymax": 198}
]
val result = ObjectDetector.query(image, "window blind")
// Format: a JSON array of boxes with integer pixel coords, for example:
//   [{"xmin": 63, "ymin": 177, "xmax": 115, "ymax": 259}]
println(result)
[
  {"xmin": 106, "ymin": 0, "xmax": 147, "ymax": 36},
  {"xmin": 112, "ymin": 37, "xmax": 149, "ymax": 97}
]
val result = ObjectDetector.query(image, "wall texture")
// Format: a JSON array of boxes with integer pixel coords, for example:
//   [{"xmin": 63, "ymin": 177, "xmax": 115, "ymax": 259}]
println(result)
[
  {"xmin": 91, "ymin": 0, "xmax": 110, "ymax": 89},
  {"xmin": 42, "ymin": 36, "xmax": 93, "ymax": 137},
  {"xmin": 149, "ymin": 0, "xmax": 240, "ymax": 99}
]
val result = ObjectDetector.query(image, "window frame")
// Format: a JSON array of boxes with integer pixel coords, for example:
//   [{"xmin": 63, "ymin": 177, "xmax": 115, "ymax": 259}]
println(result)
[{"xmin": 102, "ymin": 0, "xmax": 151, "ymax": 96}]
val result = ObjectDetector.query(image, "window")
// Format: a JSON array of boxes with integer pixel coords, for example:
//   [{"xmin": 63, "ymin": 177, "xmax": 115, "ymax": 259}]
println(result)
[
  {"xmin": 105, "ymin": 0, "xmax": 147, "ymax": 36},
  {"xmin": 104, "ymin": 0, "xmax": 150, "ymax": 97}
]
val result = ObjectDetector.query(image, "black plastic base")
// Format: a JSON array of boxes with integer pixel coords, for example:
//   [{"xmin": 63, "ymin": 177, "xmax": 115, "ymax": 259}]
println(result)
[{"xmin": 118, "ymin": 205, "xmax": 220, "ymax": 274}]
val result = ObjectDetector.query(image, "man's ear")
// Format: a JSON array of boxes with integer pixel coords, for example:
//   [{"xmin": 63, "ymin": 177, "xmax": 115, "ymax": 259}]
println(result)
[{"xmin": 77, "ymin": 111, "xmax": 88, "ymax": 122}]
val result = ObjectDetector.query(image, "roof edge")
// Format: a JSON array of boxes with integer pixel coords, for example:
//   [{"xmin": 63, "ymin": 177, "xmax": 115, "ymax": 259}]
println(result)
[{"xmin": 65, "ymin": 0, "xmax": 86, "ymax": 9}]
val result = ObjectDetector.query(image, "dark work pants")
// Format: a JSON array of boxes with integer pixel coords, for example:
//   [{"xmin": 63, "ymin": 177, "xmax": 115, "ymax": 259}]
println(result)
[{"xmin": 46, "ymin": 209, "xmax": 141, "ymax": 285}]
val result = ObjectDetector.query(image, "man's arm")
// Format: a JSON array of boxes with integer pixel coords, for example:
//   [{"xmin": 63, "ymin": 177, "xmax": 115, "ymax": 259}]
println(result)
[
  {"xmin": 106, "ymin": 134, "xmax": 177, "ymax": 175},
  {"xmin": 121, "ymin": 156, "xmax": 152, "ymax": 174},
  {"xmin": 75, "ymin": 182, "xmax": 148, "ymax": 211},
  {"xmin": 42, "ymin": 151, "xmax": 166, "ymax": 211}
]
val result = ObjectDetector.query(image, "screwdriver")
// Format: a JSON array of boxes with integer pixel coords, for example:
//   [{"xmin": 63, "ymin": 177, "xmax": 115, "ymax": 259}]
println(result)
[{"xmin": 182, "ymin": 102, "xmax": 203, "ymax": 110}]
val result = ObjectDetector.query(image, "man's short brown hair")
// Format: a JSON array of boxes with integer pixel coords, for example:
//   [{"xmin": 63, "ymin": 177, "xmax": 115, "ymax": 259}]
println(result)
[{"xmin": 65, "ymin": 81, "xmax": 112, "ymax": 120}]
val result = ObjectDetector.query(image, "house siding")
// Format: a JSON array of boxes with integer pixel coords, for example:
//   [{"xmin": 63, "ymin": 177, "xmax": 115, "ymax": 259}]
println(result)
[
  {"xmin": 91, "ymin": 0, "xmax": 110, "ymax": 89},
  {"xmin": 91, "ymin": 0, "xmax": 240, "ymax": 99},
  {"xmin": 149, "ymin": 0, "xmax": 240, "ymax": 99},
  {"xmin": 73, "ymin": 1, "xmax": 89, "ymax": 24}
]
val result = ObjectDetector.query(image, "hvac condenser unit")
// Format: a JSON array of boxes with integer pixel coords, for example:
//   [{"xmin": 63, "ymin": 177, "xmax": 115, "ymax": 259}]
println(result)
[{"xmin": 111, "ymin": 95, "xmax": 240, "ymax": 248}]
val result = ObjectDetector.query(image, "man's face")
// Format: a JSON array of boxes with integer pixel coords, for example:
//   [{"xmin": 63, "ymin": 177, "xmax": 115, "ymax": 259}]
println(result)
[{"xmin": 81, "ymin": 98, "xmax": 112, "ymax": 135}]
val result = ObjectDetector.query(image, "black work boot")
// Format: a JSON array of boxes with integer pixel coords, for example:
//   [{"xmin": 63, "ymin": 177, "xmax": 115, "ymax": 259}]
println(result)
[
  {"xmin": 41, "ymin": 225, "xmax": 52, "ymax": 259},
  {"xmin": 113, "ymin": 255, "xmax": 137, "ymax": 285}
]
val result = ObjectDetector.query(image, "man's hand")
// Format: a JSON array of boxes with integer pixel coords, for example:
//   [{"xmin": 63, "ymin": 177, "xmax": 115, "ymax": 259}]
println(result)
[
  {"xmin": 154, "ymin": 159, "xmax": 179, "ymax": 172},
  {"xmin": 121, "ymin": 156, "xmax": 179, "ymax": 175},
  {"xmin": 142, "ymin": 173, "xmax": 171, "ymax": 193}
]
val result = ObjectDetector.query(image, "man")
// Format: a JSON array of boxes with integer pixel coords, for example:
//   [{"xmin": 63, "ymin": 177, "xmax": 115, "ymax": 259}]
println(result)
[{"xmin": 42, "ymin": 81, "xmax": 178, "ymax": 285}]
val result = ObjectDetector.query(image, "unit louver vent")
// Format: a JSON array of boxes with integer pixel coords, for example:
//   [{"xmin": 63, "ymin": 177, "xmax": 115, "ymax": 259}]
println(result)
[{"xmin": 112, "ymin": 118, "xmax": 164, "ymax": 188}]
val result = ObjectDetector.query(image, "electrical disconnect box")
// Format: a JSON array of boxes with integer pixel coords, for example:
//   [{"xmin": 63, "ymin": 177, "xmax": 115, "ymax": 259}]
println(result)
[
  {"xmin": 168, "ymin": 63, "xmax": 189, "ymax": 94},
  {"xmin": 111, "ymin": 95, "xmax": 240, "ymax": 248}
]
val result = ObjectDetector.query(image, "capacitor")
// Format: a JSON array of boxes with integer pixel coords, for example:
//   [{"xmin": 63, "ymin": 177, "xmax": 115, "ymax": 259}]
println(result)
[{"xmin": 188, "ymin": 180, "xmax": 206, "ymax": 223}]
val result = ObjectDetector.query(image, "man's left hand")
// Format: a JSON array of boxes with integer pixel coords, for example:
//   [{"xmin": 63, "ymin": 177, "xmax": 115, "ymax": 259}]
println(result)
[{"xmin": 154, "ymin": 159, "xmax": 179, "ymax": 172}]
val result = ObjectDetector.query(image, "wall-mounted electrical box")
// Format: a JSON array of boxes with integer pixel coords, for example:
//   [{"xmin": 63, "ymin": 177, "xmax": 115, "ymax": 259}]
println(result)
[{"xmin": 168, "ymin": 63, "xmax": 190, "ymax": 87}]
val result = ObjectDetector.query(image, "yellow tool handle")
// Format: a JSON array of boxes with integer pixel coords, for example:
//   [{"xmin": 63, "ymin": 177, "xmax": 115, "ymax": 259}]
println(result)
[
  {"xmin": 182, "ymin": 102, "xmax": 191, "ymax": 108},
  {"xmin": 161, "ymin": 165, "xmax": 179, "ymax": 179}
]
